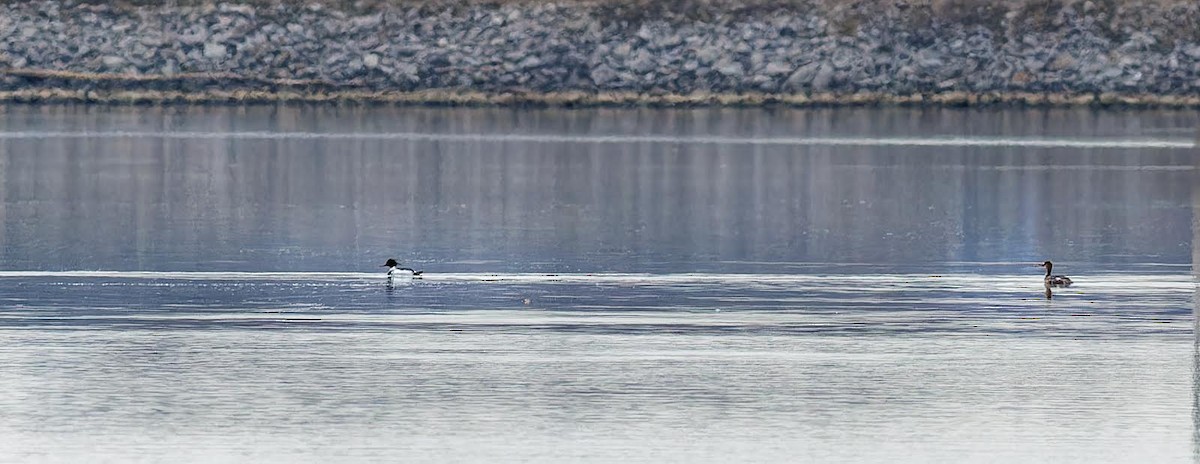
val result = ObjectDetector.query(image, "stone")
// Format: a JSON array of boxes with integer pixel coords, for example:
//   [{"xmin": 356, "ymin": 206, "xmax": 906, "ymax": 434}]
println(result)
[
  {"xmin": 695, "ymin": 46, "xmax": 721, "ymax": 65},
  {"xmin": 715, "ymin": 59, "xmax": 744, "ymax": 78},
  {"xmin": 811, "ymin": 64, "xmax": 834, "ymax": 91},
  {"xmin": 590, "ymin": 64, "xmax": 617, "ymax": 85},
  {"xmin": 764, "ymin": 62, "xmax": 792, "ymax": 76},
  {"xmin": 0, "ymin": 0, "xmax": 1192, "ymax": 100},
  {"xmin": 657, "ymin": 34, "xmax": 683, "ymax": 49},
  {"xmin": 221, "ymin": 3, "xmax": 255, "ymax": 16},
  {"xmin": 351, "ymin": 13, "xmax": 382, "ymax": 29},
  {"xmin": 627, "ymin": 49, "xmax": 655, "ymax": 73},
  {"xmin": 395, "ymin": 62, "xmax": 419, "ymax": 81},
  {"xmin": 636, "ymin": 25, "xmax": 655, "ymax": 42},
  {"xmin": 178, "ymin": 31, "xmax": 207, "ymax": 46},
  {"xmin": 1048, "ymin": 53, "xmax": 1075, "ymax": 72},
  {"xmin": 203, "ymin": 42, "xmax": 227, "ymax": 60},
  {"xmin": 916, "ymin": 48, "xmax": 944, "ymax": 69},
  {"xmin": 363, "ymin": 53, "xmax": 380, "ymax": 69},
  {"xmin": 518, "ymin": 56, "xmax": 541, "ymax": 70},
  {"xmin": 101, "ymin": 55, "xmax": 126, "ymax": 69},
  {"xmin": 784, "ymin": 61, "xmax": 821, "ymax": 90},
  {"xmin": 1183, "ymin": 45, "xmax": 1200, "ymax": 60},
  {"xmin": 613, "ymin": 43, "xmax": 632, "ymax": 59}
]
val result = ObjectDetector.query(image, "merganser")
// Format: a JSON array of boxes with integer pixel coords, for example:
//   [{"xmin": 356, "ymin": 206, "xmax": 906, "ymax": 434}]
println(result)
[
  {"xmin": 1038, "ymin": 261, "xmax": 1072, "ymax": 287},
  {"xmin": 383, "ymin": 258, "xmax": 422, "ymax": 278}
]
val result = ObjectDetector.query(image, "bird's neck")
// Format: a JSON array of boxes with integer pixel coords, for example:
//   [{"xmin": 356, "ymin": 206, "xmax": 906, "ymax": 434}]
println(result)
[{"xmin": 1044, "ymin": 265, "xmax": 1052, "ymax": 276}]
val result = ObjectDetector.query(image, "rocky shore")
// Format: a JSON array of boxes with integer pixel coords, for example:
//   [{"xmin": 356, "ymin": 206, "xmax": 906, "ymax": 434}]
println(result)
[{"xmin": 1, "ymin": 0, "xmax": 1200, "ymax": 106}]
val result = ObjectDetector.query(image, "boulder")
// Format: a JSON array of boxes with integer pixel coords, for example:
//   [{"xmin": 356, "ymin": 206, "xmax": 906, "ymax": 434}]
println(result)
[
  {"xmin": 811, "ymin": 64, "xmax": 834, "ymax": 91},
  {"xmin": 627, "ymin": 49, "xmax": 655, "ymax": 73},
  {"xmin": 784, "ymin": 61, "xmax": 821, "ymax": 90},
  {"xmin": 715, "ymin": 59, "xmax": 744, "ymax": 78},
  {"xmin": 203, "ymin": 42, "xmax": 226, "ymax": 60},
  {"xmin": 764, "ymin": 62, "xmax": 792, "ymax": 76},
  {"xmin": 590, "ymin": 64, "xmax": 617, "ymax": 86},
  {"xmin": 363, "ymin": 53, "xmax": 380, "ymax": 69}
]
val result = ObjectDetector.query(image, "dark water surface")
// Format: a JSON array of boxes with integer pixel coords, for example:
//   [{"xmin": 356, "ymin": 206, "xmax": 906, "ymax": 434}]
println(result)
[{"xmin": 0, "ymin": 105, "xmax": 1196, "ymax": 463}]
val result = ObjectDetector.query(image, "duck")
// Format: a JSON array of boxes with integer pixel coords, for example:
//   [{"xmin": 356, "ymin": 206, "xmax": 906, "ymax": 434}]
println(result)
[
  {"xmin": 1038, "ymin": 261, "xmax": 1072, "ymax": 287},
  {"xmin": 382, "ymin": 258, "xmax": 423, "ymax": 278}
]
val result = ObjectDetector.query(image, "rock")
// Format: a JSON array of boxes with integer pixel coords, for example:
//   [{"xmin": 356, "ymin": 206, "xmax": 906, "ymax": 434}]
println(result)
[
  {"xmin": 764, "ymin": 62, "xmax": 792, "ymax": 76},
  {"xmin": 203, "ymin": 42, "xmax": 227, "ymax": 60},
  {"xmin": 636, "ymin": 24, "xmax": 655, "ymax": 42},
  {"xmin": 715, "ymin": 59, "xmax": 744, "ymax": 78},
  {"xmin": 1183, "ymin": 45, "xmax": 1200, "ymax": 60},
  {"xmin": 831, "ymin": 50, "xmax": 855, "ymax": 70},
  {"xmin": 784, "ymin": 61, "xmax": 821, "ymax": 90},
  {"xmin": 916, "ymin": 48, "xmax": 944, "ymax": 69},
  {"xmin": 100, "ymin": 55, "xmax": 126, "ymax": 69},
  {"xmin": 351, "ymin": 13, "xmax": 382, "ymax": 29},
  {"xmin": 695, "ymin": 46, "xmax": 721, "ymax": 65},
  {"xmin": 363, "ymin": 53, "xmax": 380, "ymax": 69},
  {"xmin": 627, "ymin": 49, "xmax": 655, "ymax": 73},
  {"xmin": 395, "ymin": 62, "xmax": 419, "ymax": 82},
  {"xmin": 1048, "ymin": 53, "xmax": 1075, "ymax": 72},
  {"xmin": 590, "ymin": 64, "xmax": 617, "ymax": 86},
  {"xmin": 656, "ymin": 34, "xmax": 683, "ymax": 49},
  {"xmin": 178, "ymin": 31, "xmax": 207, "ymax": 46},
  {"xmin": 812, "ymin": 64, "xmax": 834, "ymax": 91},
  {"xmin": 220, "ymin": 3, "xmax": 255, "ymax": 16},
  {"xmin": 613, "ymin": 43, "xmax": 632, "ymax": 59},
  {"xmin": 0, "ymin": 0, "xmax": 1193, "ymax": 101},
  {"xmin": 518, "ymin": 56, "xmax": 541, "ymax": 70}
]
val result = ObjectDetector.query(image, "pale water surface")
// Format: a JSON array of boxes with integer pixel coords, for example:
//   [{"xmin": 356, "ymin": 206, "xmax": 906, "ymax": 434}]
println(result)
[{"xmin": 0, "ymin": 106, "xmax": 1196, "ymax": 463}]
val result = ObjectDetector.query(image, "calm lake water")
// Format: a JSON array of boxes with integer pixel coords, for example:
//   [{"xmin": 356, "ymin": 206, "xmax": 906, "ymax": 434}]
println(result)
[{"xmin": 0, "ymin": 105, "xmax": 1196, "ymax": 463}]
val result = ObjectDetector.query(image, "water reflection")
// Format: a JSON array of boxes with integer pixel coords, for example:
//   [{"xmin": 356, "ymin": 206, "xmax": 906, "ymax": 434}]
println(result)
[
  {"xmin": 0, "ymin": 106, "xmax": 1196, "ymax": 464},
  {"xmin": 1193, "ymin": 163, "xmax": 1200, "ymax": 463},
  {"xmin": 0, "ymin": 106, "xmax": 1194, "ymax": 273}
]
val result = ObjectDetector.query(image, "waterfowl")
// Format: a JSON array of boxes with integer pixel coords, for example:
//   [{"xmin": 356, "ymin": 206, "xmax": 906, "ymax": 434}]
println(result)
[
  {"xmin": 1038, "ymin": 261, "xmax": 1072, "ymax": 287},
  {"xmin": 382, "ymin": 258, "xmax": 422, "ymax": 277}
]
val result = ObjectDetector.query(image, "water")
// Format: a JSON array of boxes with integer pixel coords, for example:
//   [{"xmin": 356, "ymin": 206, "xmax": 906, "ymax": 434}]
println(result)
[{"xmin": 0, "ymin": 105, "xmax": 1196, "ymax": 463}]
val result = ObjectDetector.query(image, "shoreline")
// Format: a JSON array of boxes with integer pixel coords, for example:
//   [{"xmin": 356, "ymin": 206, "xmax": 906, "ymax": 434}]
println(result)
[
  {"xmin": 3, "ymin": 86, "xmax": 1200, "ymax": 109},
  {"xmin": 4, "ymin": 68, "xmax": 1200, "ymax": 108}
]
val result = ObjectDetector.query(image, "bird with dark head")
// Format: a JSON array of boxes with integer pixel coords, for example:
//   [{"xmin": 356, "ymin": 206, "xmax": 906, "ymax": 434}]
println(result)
[
  {"xmin": 382, "ymin": 258, "xmax": 422, "ymax": 277},
  {"xmin": 1038, "ymin": 261, "xmax": 1072, "ymax": 287}
]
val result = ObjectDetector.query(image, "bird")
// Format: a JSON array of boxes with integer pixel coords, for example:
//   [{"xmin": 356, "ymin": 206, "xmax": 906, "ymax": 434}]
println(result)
[
  {"xmin": 382, "ymin": 258, "xmax": 422, "ymax": 278},
  {"xmin": 1038, "ymin": 261, "xmax": 1072, "ymax": 287}
]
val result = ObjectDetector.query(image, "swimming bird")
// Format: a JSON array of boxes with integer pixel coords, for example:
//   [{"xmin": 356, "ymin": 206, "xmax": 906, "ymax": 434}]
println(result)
[
  {"xmin": 1038, "ymin": 261, "xmax": 1072, "ymax": 287},
  {"xmin": 382, "ymin": 258, "xmax": 422, "ymax": 278}
]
